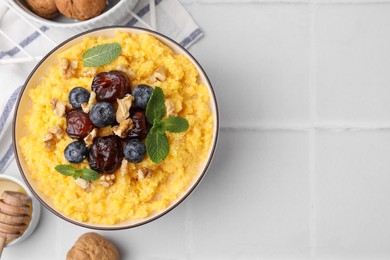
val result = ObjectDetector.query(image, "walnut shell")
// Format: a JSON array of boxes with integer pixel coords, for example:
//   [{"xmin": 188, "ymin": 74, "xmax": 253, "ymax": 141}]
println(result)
[
  {"xmin": 55, "ymin": 0, "xmax": 106, "ymax": 21},
  {"xmin": 25, "ymin": 0, "xmax": 58, "ymax": 19},
  {"xmin": 66, "ymin": 232, "xmax": 120, "ymax": 260}
]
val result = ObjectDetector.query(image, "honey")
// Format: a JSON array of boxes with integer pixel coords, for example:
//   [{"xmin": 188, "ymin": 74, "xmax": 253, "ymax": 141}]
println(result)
[{"xmin": 0, "ymin": 179, "xmax": 26, "ymax": 197}]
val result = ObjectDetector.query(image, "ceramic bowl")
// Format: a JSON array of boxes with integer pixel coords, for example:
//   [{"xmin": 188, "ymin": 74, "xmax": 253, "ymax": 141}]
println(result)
[
  {"xmin": 0, "ymin": 174, "xmax": 41, "ymax": 246},
  {"xmin": 13, "ymin": 26, "xmax": 219, "ymax": 230},
  {"xmin": 8, "ymin": 0, "xmax": 139, "ymax": 32}
]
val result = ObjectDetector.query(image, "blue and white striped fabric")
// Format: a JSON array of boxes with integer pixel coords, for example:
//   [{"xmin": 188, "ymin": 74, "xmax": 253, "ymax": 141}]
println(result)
[{"xmin": 0, "ymin": 0, "xmax": 203, "ymax": 173}]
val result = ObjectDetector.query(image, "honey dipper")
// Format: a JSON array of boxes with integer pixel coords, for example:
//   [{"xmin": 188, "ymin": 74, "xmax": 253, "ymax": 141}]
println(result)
[{"xmin": 0, "ymin": 191, "xmax": 32, "ymax": 256}]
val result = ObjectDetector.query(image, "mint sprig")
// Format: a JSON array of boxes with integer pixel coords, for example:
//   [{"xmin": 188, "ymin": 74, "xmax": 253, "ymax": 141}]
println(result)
[
  {"xmin": 162, "ymin": 117, "xmax": 189, "ymax": 133},
  {"xmin": 146, "ymin": 129, "xmax": 170, "ymax": 164},
  {"xmin": 55, "ymin": 165, "xmax": 100, "ymax": 181},
  {"xmin": 146, "ymin": 87, "xmax": 166, "ymax": 124},
  {"xmin": 145, "ymin": 87, "xmax": 189, "ymax": 163},
  {"xmin": 82, "ymin": 43, "xmax": 122, "ymax": 67}
]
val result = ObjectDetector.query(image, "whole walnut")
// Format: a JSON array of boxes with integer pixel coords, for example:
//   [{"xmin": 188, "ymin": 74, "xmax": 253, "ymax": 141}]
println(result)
[
  {"xmin": 55, "ymin": 0, "xmax": 106, "ymax": 21},
  {"xmin": 66, "ymin": 232, "xmax": 120, "ymax": 260},
  {"xmin": 25, "ymin": 0, "xmax": 59, "ymax": 19}
]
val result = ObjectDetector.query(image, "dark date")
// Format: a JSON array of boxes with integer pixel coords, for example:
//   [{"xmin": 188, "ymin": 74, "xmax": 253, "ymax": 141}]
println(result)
[
  {"xmin": 66, "ymin": 110, "xmax": 95, "ymax": 139},
  {"xmin": 127, "ymin": 108, "xmax": 152, "ymax": 140},
  {"xmin": 91, "ymin": 70, "xmax": 131, "ymax": 102},
  {"xmin": 87, "ymin": 136, "xmax": 123, "ymax": 174}
]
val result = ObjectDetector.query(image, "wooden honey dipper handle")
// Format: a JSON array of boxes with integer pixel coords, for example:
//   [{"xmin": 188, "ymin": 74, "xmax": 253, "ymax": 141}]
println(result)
[
  {"xmin": 0, "ymin": 232, "xmax": 19, "ymax": 257},
  {"xmin": 0, "ymin": 200, "xmax": 31, "ymax": 216},
  {"xmin": 2, "ymin": 191, "xmax": 31, "ymax": 207},
  {"xmin": 0, "ymin": 191, "xmax": 32, "ymax": 258},
  {"xmin": 0, "ymin": 235, "xmax": 5, "ymax": 257}
]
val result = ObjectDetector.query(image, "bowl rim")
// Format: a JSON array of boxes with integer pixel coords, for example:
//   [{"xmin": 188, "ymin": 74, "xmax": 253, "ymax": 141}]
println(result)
[
  {"xmin": 9, "ymin": 0, "xmax": 138, "ymax": 28},
  {"xmin": 12, "ymin": 26, "xmax": 219, "ymax": 230}
]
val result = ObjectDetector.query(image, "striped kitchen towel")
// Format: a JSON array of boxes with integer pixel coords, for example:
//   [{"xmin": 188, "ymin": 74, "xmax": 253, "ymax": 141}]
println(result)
[{"xmin": 0, "ymin": 0, "xmax": 204, "ymax": 173}]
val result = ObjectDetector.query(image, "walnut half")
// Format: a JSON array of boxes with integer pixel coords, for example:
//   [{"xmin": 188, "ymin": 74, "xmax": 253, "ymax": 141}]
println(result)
[
  {"xmin": 55, "ymin": 0, "xmax": 106, "ymax": 21},
  {"xmin": 60, "ymin": 58, "xmax": 78, "ymax": 79},
  {"xmin": 66, "ymin": 232, "xmax": 119, "ymax": 260},
  {"xmin": 25, "ymin": 0, "xmax": 59, "ymax": 19}
]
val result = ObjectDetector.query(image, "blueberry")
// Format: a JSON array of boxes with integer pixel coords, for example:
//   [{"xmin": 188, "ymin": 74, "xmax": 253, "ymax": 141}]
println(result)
[
  {"xmin": 68, "ymin": 87, "xmax": 90, "ymax": 108},
  {"xmin": 132, "ymin": 84, "xmax": 153, "ymax": 109},
  {"xmin": 89, "ymin": 102, "xmax": 116, "ymax": 128},
  {"xmin": 64, "ymin": 141, "xmax": 88, "ymax": 163},
  {"xmin": 123, "ymin": 140, "xmax": 146, "ymax": 163}
]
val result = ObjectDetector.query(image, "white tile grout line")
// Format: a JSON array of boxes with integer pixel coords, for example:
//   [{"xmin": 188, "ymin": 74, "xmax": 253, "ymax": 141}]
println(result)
[{"xmin": 308, "ymin": 0, "xmax": 317, "ymax": 258}]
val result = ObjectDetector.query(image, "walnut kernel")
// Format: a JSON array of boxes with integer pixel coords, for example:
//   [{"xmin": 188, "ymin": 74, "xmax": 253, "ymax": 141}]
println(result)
[
  {"xmin": 116, "ymin": 94, "xmax": 133, "ymax": 123},
  {"xmin": 84, "ymin": 128, "xmax": 98, "ymax": 148},
  {"xmin": 61, "ymin": 58, "xmax": 78, "ymax": 79},
  {"xmin": 137, "ymin": 167, "xmax": 153, "ymax": 179},
  {"xmin": 112, "ymin": 118, "xmax": 133, "ymax": 139},
  {"xmin": 150, "ymin": 66, "xmax": 166, "ymax": 83},
  {"xmin": 81, "ymin": 91, "xmax": 97, "ymax": 113},
  {"xmin": 51, "ymin": 98, "xmax": 71, "ymax": 117}
]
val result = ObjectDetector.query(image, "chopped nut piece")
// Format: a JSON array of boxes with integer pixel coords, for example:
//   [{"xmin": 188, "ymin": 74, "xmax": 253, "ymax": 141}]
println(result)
[
  {"xmin": 165, "ymin": 99, "xmax": 176, "ymax": 117},
  {"xmin": 112, "ymin": 118, "xmax": 133, "ymax": 138},
  {"xmin": 43, "ymin": 125, "xmax": 64, "ymax": 152},
  {"xmin": 137, "ymin": 167, "xmax": 153, "ymax": 179},
  {"xmin": 60, "ymin": 57, "xmax": 69, "ymax": 70},
  {"xmin": 49, "ymin": 125, "xmax": 64, "ymax": 139},
  {"xmin": 81, "ymin": 67, "xmax": 97, "ymax": 77},
  {"xmin": 43, "ymin": 132, "xmax": 54, "ymax": 142},
  {"xmin": 81, "ymin": 91, "xmax": 97, "ymax": 113},
  {"xmin": 84, "ymin": 128, "xmax": 98, "ymax": 147},
  {"xmin": 75, "ymin": 178, "xmax": 94, "ymax": 192},
  {"xmin": 61, "ymin": 58, "xmax": 78, "ymax": 79},
  {"xmin": 97, "ymin": 126, "xmax": 113, "ymax": 137},
  {"xmin": 44, "ymin": 139, "xmax": 56, "ymax": 152},
  {"xmin": 116, "ymin": 65, "xmax": 136, "ymax": 80},
  {"xmin": 120, "ymin": 159, "xmax": 128, "ymax": 176},
  {"xmin": 98, "ymin": 174, "xmax": 116, "ymax": 187},
  {"xmin": 149, "ymin": 66, "xmax": 166, "ymax": 83},
  {"xmin": 51, "ymin": 98, "xmax": 71, "ymax": 117},
  {"xmin": 116, "ymin": 94, "xmax": 133, "ymax": 123}
]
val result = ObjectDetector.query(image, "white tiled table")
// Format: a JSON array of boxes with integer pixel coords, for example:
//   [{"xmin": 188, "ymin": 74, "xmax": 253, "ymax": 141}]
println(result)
[{"xmin": 3, "ymin": 0, "xmax": 390, "ymax": 259}]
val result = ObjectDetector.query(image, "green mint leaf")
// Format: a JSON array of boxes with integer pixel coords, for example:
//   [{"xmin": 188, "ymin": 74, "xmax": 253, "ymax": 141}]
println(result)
[
  {"xmin": 162, "ymin": 117, "xmax": 189, "ymax": 133},
  {"xmin": 82, "ymin": 43, "xmax": 122, "ymax": 67},
  {"xmin": 146, "ymin": 87, "xmax": 165, "ymax": 124},
  {"xmin": 153, "ymin": 120, "xmax": 166, "ymax": 134},
  {"xmin": 55, "ymin": 165, "xmax": 78, "ymax": 176},
  {"xmin": 80, "ymin": 168, "xmax": 100, "ymax": 181},
  {"xmin": 72, "ymin": 171, "xmax": 81, "ymax": 180},
  {"xmin": 146, "ymin": 128, "xmax": 169, "ymax": 163}
]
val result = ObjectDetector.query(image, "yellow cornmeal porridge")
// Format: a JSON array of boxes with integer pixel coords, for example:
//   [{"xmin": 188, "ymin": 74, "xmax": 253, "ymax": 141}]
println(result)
[{"xmin": 20, "ymin": 32, "xmax": 214, "ymax": 224}]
